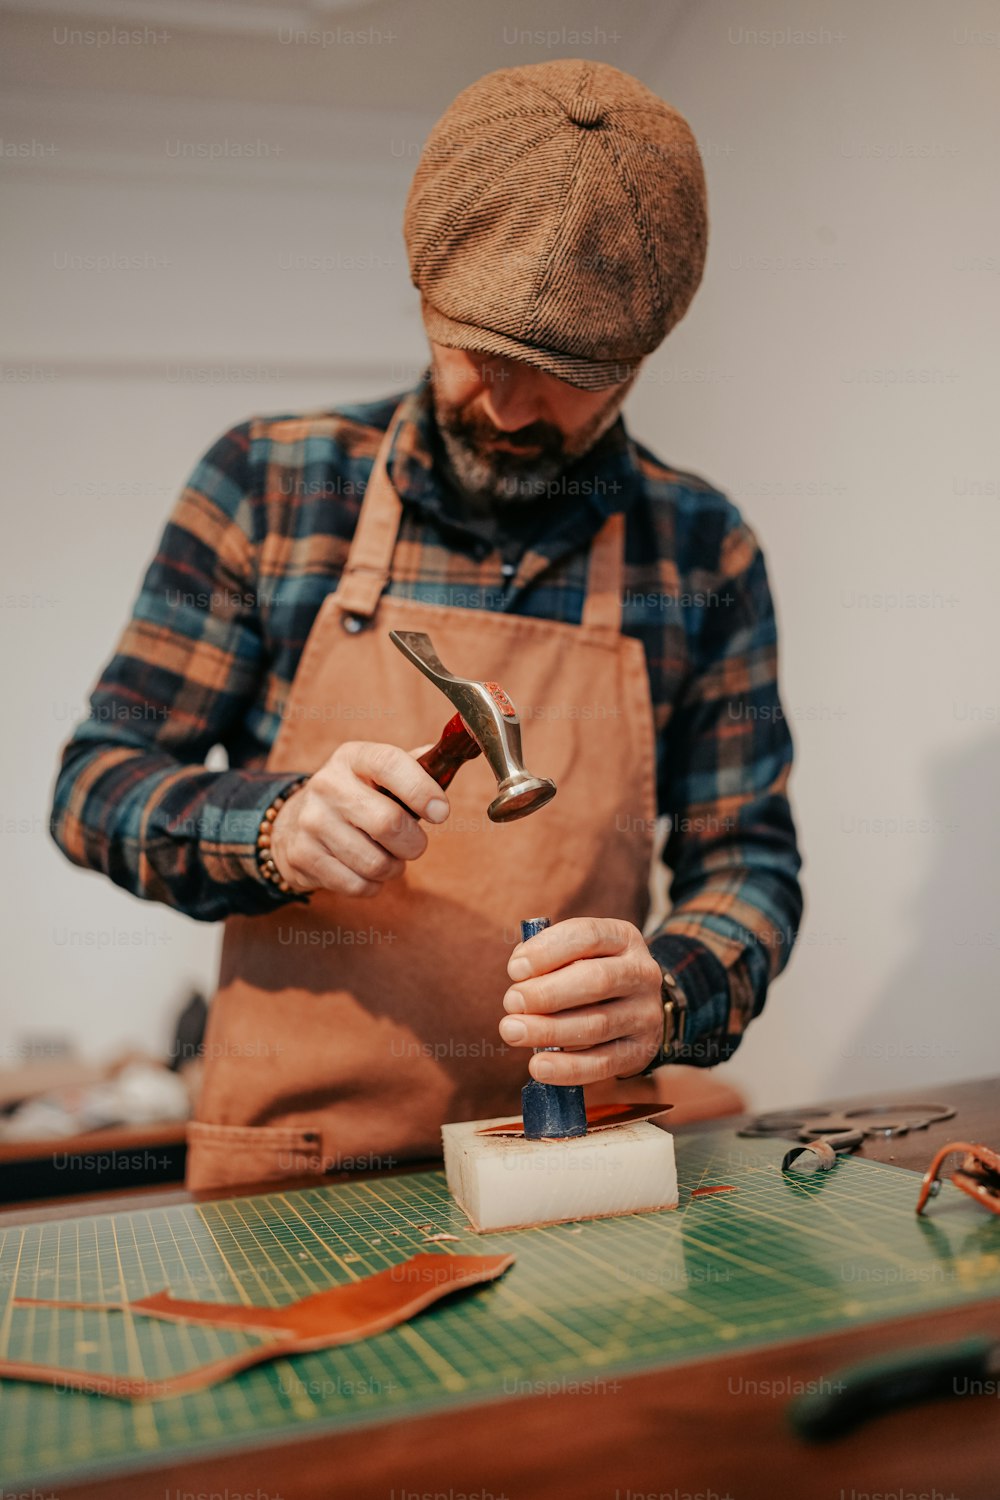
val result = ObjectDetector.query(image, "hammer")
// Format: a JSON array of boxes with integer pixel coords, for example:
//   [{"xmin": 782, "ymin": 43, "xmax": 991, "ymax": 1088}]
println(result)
[{"xmin": 380, "ymin": 630, "xmax": 556, "ymax": 823}]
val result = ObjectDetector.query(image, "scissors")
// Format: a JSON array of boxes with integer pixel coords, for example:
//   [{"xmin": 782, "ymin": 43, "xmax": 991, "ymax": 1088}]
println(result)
[{"xmin": 738, "ymin": 1101, "xmax": 956, "ymax": 1155}]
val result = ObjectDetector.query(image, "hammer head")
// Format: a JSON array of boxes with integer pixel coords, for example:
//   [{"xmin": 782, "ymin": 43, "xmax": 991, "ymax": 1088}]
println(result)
[{"xmin": 389, "ymin": 630, "xmax": 556, "ymax": 822}]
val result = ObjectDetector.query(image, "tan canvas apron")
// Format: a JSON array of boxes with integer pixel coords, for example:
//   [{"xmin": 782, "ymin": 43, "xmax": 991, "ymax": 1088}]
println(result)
[{"xmin": 187, "ymin": 405, "xmax": 659, "ymax": 1191}]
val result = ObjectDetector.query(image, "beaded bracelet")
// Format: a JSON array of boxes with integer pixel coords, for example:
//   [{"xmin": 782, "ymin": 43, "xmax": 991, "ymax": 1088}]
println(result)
[{"xmin": 256, "ymin": 778, "xmax": 310, "ymax": 894}]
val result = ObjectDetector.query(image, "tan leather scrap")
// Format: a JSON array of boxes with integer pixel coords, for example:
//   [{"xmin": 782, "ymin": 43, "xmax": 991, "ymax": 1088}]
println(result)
[{"xmin": 0, "ymin": 1251, "xmax": 514, "ymax": 1401}]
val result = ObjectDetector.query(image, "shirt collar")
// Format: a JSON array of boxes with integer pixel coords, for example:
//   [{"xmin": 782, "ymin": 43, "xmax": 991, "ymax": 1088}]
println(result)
[{"xmin": 383, "ymin": 377, "xmax": 641, "ymax": 554}]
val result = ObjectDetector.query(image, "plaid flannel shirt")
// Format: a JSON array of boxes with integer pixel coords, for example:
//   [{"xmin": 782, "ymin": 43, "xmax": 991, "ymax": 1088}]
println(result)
[{"xmin": 51, "ymin": 378, "xmax": 802, "ymax": 1065}]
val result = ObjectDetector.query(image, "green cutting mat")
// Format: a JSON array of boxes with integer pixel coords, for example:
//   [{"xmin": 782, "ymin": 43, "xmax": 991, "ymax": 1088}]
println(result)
[{"xmin": 2, "ymin": 1131, "xmax": 1000, "ymax": 1487}]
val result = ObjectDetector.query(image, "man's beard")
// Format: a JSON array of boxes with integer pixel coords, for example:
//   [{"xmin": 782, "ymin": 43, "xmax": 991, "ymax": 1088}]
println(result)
[{"xmin": 430, "ymin": 371, "xmax": 632, "ymax": 509}]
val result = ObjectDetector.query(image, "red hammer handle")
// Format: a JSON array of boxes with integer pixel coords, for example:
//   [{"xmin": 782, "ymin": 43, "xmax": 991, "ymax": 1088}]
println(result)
[{"xmin": 376, "ymin": 711, "xmax": 481, "ymax": 819}]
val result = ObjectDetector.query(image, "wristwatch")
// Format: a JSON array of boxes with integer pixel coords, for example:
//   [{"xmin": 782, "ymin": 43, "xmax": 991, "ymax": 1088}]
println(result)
[
  {"xmin": 661, "ymin": 968, "xmax": 688, "ymax": 1058},
  {"xmin": 651, "ymin": 967, "xmax": 688, "ymax": 1069}
]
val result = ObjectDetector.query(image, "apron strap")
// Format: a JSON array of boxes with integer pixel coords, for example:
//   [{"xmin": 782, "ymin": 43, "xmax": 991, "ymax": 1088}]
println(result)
[
  {"xmin": 333, "ymin": 411, "xmax": 405, "ymax": 620},
  {"xmin": 335, "ymin": 402, "xmax": 626, "ymax": 635},
  {"xmin": 579, "ymin": 510, "xmax": 625, "ymax": 634}
]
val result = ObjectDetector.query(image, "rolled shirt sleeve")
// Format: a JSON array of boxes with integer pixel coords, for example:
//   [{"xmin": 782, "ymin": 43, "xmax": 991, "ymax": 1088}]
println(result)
[
  {"xmin": 49, "ymin": 423, "xmax": 307, "ymax": 921},
  {"xmin": 646, "ymin": 517, "xmax": 803, "ymax": 1065}
]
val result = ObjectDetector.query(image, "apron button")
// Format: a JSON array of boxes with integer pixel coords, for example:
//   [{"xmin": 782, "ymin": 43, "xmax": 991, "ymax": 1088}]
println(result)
[{"xmin": 341, "ymin": 613, "xmax": 368, "ymax": 634}]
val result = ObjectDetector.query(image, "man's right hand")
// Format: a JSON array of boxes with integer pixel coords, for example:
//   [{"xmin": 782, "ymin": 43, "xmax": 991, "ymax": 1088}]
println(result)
[{"xmin": 268, "ymin": 741, "xmax": 449, "ymax": 897}]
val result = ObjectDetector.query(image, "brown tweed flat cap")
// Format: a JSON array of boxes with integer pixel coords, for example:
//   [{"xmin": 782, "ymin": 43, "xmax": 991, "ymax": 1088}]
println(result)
[{"xmin": 404, "ymin": 59, "xmax": 708, "ymax": 390}]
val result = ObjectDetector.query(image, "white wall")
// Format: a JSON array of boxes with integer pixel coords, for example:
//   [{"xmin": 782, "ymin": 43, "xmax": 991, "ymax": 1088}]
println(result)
[
  {"xmin": 2, "ymin": 0, "xmax": 997, "ymax": 1107},
  {"xmin": 641, "ymin": 0, "xmax": 1000, "ymax": 1105}
]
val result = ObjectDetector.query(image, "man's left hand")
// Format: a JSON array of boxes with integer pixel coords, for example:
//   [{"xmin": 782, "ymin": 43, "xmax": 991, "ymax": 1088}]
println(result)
[{"xmin": 498, "ymin": 917, "xmax": 663, "ymax": 1083}]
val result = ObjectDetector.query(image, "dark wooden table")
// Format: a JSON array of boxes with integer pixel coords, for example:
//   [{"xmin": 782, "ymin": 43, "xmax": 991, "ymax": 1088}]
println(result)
[
  {"xmin": 0, "ymin": 1118, "xmax": 187, "ymax": 1203},
  {"xmin": 2, "ymin": 1076, "xmax": 997, "ymax": 1499}
]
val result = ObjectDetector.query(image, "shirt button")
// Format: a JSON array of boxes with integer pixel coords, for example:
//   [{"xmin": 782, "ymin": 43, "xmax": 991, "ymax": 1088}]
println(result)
[
  {"xmin": 501, "ymin": 563, "xmax": 516, "ymax": 578},
  {"xmin": 341, "ymin": 614, "xmax": 367, "ymax": 634}
]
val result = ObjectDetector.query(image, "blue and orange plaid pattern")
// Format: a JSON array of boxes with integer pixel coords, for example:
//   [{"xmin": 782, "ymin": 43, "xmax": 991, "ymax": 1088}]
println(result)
[{"xmin": 50, "ymin": 378, "xmax": 802, "ymax": 1064}]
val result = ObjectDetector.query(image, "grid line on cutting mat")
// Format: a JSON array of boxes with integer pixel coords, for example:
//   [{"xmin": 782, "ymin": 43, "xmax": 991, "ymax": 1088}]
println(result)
[{"xmin": 2, "ymin": 1131, "xmax": 999, "ymax": 1488}]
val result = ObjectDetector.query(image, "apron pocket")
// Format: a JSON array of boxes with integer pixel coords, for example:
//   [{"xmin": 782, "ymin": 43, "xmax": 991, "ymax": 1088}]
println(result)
[{"xmin": 186, "ymin": 1121, "xmax": 324, "ymax": 1192}]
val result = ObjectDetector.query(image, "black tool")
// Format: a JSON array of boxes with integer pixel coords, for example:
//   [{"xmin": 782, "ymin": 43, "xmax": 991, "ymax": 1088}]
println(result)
[
  {"xmin": 517, "ymin": 917, "xmax": 587, "ymax": 1141},
  {"xmin": 788, "ymin": 1336, "xmax": 999, "ymax": 1441},
  {"xmin": 739, "ymin": 1101, "xmax": 956, "ymax": 1155}
]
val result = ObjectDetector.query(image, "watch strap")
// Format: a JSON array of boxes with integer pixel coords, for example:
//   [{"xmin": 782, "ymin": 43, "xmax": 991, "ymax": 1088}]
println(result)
[{"xmin": 643, "ymin": 967, "xmax": 688, "ymax": 1072}]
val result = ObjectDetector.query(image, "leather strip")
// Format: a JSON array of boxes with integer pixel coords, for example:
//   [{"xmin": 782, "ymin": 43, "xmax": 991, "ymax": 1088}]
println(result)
[
  {"xmin": 0, "ymin": 1252, "xmax": 515, "ymax": 1402},
  {"xmin": 476, "ymin": 1101, "xmax": 673, "ymax": 1137}
]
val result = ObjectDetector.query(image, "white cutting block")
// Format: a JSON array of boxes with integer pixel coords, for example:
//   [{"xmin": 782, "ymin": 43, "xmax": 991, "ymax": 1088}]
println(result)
[{"xmin": 441, "ymin": 1114, "xmax": 678, "ymax": 1232}]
